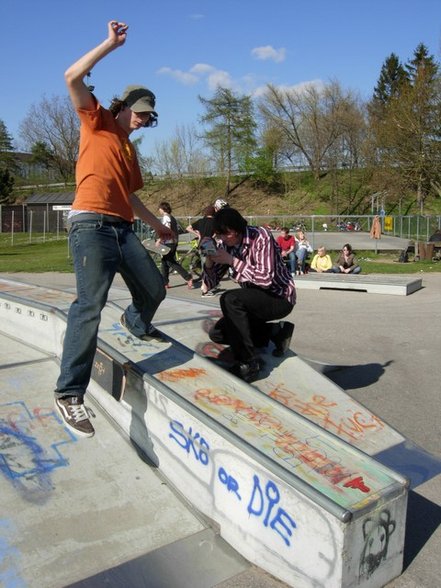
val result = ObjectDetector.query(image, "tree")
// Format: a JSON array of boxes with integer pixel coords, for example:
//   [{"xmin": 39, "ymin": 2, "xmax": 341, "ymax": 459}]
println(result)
[
  {"xmin": 19, "ymin": 95, "xmax": 80, "ymax": 183},
  {"xmin": 258, "ymin": 81, "xmax": 364, "ymax": 181},
  {"xmin": 149, "ymin": 125, "xmax": 211, "ymax": 213},
  {"xmin": 151, "ymin": 124, "xmax": 208, "ymax": 178},
  {"xmin": 0, "ymin": 119, "xmax": 16, "ymax": 202},
  {"xmin": 199, "ymin": 87, "xmax": 257, "ymax": 193},
  {"xmin": 30, "ymin": 141, "xmax": 55, "ymax": 172},
  {"xmin": 371, "ymin": 53, "xmax": 408, "ymax": 107},
  {"xmin": 368, "ymin": 44, "xmax": 441, "ymax": 212}
]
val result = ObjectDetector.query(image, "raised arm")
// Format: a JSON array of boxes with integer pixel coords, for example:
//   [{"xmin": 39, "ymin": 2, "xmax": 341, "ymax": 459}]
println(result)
[{"xmin": 64, "ymin": 20, "xmax": 128, "ymax": 111}]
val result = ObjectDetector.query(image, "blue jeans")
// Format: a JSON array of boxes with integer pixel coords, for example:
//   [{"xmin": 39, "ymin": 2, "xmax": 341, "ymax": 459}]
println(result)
[
  {"xmin": 285, "ymin": 251, "xmax": 297, "ymax": 273},
  {"xmin": 209, "ymin": 288, "xmax": 293, "ymax": 363},
  {"xmin": 296, "ymin": 248, "xmax": 309, "ymax": 273},
  {"xmin": 55, "ymin": 219, "xmax": 166, "ymax": 398}
]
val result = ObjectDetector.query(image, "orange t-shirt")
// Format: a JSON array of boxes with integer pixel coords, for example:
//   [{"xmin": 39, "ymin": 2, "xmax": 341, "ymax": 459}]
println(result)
[{"xmin": 72, "ymin": 103, "xmax": 143, "ymax": 222}]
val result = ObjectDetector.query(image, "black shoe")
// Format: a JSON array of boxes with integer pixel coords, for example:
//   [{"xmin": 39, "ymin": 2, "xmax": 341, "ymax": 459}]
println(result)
[
  {"xmin": 121, "ymin": 314, "xmax": 166, "ymax": 343},
  {"xmin": 271, "ymin": 321, "xmax": 294, "ymax": 357},
  {"xmin": 229, "ymin": 359, "xmax": 261, "ymax": 383},
  {"xmin": 140, "ymin": 325, "xmax": 166, "ymax": 342}
]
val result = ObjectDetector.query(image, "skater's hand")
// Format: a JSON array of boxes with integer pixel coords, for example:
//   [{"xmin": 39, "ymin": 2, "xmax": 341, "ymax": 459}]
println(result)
[
  {"xmin": 210, "ymin": 248, "xmax": 233, "ymax": 265},
  {"xmin": 108, "ymin": 20, "xmax": 129, "ymax": 47}
]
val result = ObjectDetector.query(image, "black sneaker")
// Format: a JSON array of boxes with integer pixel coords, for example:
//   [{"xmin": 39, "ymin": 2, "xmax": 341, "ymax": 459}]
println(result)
[
  {"xmin": 140, "ymin": 325, "xmax": 166, "ymax": 343},
  {"xmin": 230, "ymin": 359, "xmax": 261, "ymax": 383},
  {"xmin": 271, "ymin": 321, "xmax": 295, "ymax": 357},
  {"xmin": 120, "ymin": 314, "xmax": 166, "ymax": 342},
  {"xmin": 54, "ymin": 396, "xmax": 95, "ymax": 438}
]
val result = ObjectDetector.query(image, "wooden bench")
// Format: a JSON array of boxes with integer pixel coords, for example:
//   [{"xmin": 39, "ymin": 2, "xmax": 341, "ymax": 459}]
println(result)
[{"xmin": 294, "ymin": 273, "xmax": 422, "ymax": 295}]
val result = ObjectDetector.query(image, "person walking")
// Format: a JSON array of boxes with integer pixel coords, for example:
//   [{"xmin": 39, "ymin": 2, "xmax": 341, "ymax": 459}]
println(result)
[
  {"xmin": 186, "ymin": 205, "xmax": 219, "ymax": 296},
  {"xmin": 157, "ymin": 202, "xmax": 193, "ymax": 289},
  {"xmin": 202, "ymin": 208, "xmax": 296, "ymax": 382},
  {"xmin": 186, "ymin": 205, "xmax": 216, "ymax": 244},
  {"xmin": 54, "ymin": 21, "xmax": 171, "ymax": 438}
]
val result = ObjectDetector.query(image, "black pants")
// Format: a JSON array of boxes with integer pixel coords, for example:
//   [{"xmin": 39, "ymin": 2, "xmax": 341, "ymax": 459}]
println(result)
[
  {"xmin": 161, "ymin": 244, "xmax": 192, "ymax": 284},
  {"xmin": 209, "ymin": 287, "xmax": 293, "ymax": 363}
]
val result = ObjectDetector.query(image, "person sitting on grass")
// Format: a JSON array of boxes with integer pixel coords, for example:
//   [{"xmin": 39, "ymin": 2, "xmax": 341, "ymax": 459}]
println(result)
[
  {"xmin": 309, "ymin": 246, "xmax": 333, "ymax": 273},
  {"xmin": 331, "ymin": 243, "xmax": 361, "ymax": 274}
]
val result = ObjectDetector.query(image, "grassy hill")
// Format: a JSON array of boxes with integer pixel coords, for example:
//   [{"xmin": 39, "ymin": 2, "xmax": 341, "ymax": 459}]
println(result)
[{"xmin": 136, "ymin": 169, "xmax": 441, "ymax": 219}]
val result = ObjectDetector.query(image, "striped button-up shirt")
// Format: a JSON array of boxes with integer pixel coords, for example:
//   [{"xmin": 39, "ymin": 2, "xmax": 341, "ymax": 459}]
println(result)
[{"xmin": 203, "ymin": 226, "xmax": 296, "ymax": 305}]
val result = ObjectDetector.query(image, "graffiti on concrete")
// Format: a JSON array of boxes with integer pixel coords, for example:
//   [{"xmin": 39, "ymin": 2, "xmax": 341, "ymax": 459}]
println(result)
[
  {"xmin": 0, "ymin": 401, "xmax": 74, "ymax": 502},
  {"xmin": 359, "ymin": 510, "xmax": 396, "ymax": 578},
  {"xmin": 168, "ymin": 418, "xmax": 297, "ymax": 548}
]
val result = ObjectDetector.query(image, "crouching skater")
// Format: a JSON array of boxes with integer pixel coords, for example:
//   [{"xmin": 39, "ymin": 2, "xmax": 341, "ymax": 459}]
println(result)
[{"xmin": 202, "ymin": 208, "xmax": 296, "ymax": 382}]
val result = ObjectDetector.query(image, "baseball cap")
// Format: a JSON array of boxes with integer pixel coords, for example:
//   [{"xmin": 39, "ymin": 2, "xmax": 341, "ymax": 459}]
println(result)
[
  {"xmin": 214, "ymin": 198, "xmax": 229, "ymax": 211},
  {"xmin": 120, "ymin": 85, "xmax": 158, "ymax": 116}
]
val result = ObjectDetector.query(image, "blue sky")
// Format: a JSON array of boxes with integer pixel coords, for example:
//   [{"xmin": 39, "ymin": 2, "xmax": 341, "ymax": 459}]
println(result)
[{"xmin": 2, "ymin": 0, "xmax": 440, "ymax": 157}]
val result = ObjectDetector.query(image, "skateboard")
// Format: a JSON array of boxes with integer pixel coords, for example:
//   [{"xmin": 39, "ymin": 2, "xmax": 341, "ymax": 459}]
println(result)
[{"xmin": 142, "ymin": 239, "xmax": 171, "ymax": 256}]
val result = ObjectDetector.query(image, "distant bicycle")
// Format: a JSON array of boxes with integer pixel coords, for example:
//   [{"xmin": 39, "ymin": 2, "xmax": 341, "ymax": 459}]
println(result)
[
  {"xmin": 292, "ymin": 221, "xmax": 307, "ymax": 232},
  {"xmin": 177, "ymin": 239, "xmax": 203, "ymax": 277},
  {"xmin": 337, "ymin": 220, "xmax": 361, "ymax": 232}
]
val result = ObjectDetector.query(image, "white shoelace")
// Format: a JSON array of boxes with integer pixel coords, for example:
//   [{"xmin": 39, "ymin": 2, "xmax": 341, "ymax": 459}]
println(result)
[{"xmin": 69, "ymin": 403, "xmax": 89, "ymax": 423}]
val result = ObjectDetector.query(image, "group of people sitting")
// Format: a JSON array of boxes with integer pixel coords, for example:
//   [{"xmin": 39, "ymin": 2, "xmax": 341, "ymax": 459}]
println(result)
[
  {"xmin": 276, "ymin": 227, "xmax": 313, "ymax": 275},
  {"xmin": 276, "ymin": 227, "xmax": 361, "ymax": 275},
  {"xmin": 310, "ymin": 242, "xmax": 361, "ymax": 274}
]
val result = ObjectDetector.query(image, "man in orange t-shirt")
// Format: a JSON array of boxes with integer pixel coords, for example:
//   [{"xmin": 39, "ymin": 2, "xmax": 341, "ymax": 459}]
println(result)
[{"xmin": 54, "ymin": 21, "xmax": 171, "ymax": 438}]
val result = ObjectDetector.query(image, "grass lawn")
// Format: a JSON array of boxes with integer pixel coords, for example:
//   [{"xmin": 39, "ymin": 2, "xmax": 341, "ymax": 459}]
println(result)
[
  {"xmin": 0, "ymin": 233, "xmax": 440, "ymax": 274},
  {"xmin": 0, "ymin": 234, "xmax": 74, "ymax": 273}
]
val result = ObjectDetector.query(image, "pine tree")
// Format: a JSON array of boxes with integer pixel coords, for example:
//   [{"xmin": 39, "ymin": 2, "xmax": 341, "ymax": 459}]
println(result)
[
  {"xmin": 199, "ymin": 87, "xmax": 256, "ymax": 193},
  {"xmin": 406, "ymin": 43, "xmax": 439, "ymax": 85},
  {"xmin": 372, "ymin": 53, "xmax": 408, "ymax": 105},
  {"xmin": 0, "ymin": 119, "xmax": 16, "ymax": 202},
  {"xmin": 368, "ymin": 44, "xmax": 441, "ymax": 212}
]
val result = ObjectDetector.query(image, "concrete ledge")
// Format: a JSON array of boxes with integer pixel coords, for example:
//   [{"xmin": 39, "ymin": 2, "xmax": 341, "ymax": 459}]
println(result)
[
  {"xmin": 0, "ymin": 278, "xmax": 409, "ymax": 588},
  {"xmin": 294, "ymin": 274, "xmax": 422, "ymax": 295}
]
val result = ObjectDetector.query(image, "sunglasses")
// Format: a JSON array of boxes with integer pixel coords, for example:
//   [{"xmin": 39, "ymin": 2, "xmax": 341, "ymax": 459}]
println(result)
[{"xmin": 144, "ymin": 113, "xmax": 158, "ymax": 128}]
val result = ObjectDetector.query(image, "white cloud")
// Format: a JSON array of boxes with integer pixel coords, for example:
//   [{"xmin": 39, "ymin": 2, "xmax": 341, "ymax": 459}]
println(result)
[
  {"xmin": 157, "ymin": 60, "xmax": 322, "ymax": 99},
  {"xmin": 207, "ymin": 70, "xmax": 233, "ymax": 91},
  {"xmin": 157, "ymin": 63, "xmax": 233, "ymax": 91},
  {"xmin": 190, "ymin": 63, "xmax": 215, "ymax": 75},
  {"xmin": 157, "ymin": 67, "xmax": 198, "ymax": 85},
  {"xmin": 189, "ymin": 13, "xmax": 204, "ymax": 19},
  {"xmin": 251, "ymin": 45, "xmax": 286, "ymax": 63}
]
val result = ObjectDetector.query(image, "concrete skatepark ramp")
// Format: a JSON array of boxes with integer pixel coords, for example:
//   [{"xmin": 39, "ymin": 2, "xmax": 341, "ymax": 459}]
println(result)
[{"xmin": 0, "ymin": 278, "xmax": 410, "ymax": 587}]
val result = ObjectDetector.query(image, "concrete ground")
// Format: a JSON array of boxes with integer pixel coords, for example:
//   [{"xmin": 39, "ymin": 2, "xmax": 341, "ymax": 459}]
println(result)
[{"xmin": 1, "ymin": 270, "xmax": 440, "ymax": 588}]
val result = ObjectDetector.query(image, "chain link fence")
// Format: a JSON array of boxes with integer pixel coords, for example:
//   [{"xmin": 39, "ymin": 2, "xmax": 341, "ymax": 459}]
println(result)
[{"xmin": 1, "ymin": 205, "xmax": 440, "ymax": 246}]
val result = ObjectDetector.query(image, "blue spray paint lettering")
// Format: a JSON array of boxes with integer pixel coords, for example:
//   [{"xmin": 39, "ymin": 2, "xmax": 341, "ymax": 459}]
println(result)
[
  {"xmin": 169, "ymin": 420, "xmax": 210, "ymax": 465},
  {"xmin": 218, "ymin": 466, "xmax": 241, "ymax": 500},
  {"xmin": 247, "ymin": 474, "xmax": 297, "ymax": 547}
]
